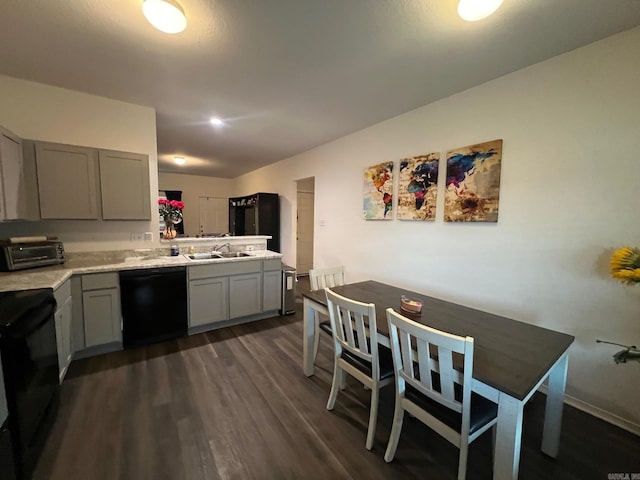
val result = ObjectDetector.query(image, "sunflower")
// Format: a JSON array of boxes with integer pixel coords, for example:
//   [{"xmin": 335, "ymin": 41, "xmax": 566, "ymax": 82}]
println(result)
[{"xmin": 610, "ymin": 246, "xmax": 640, "ymax": 285}]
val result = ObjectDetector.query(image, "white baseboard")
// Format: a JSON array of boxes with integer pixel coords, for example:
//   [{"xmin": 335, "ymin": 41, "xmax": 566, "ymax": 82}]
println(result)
[{"xmin": 538, "ymin": 385, "xmax": 640, "ymax": 436}]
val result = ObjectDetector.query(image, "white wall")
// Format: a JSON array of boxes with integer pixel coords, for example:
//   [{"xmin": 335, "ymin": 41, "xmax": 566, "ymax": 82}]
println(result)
[
  {"xmin": 236, "ymin": 27, "xmax": 640, "ymax": 429},
  {"xmin": 158, "ymin": 172, "xmax": 235, "ymax": 236},
  {"xmin": 0, "ymin": 75, "xmax": 158, "ymax": 252}
]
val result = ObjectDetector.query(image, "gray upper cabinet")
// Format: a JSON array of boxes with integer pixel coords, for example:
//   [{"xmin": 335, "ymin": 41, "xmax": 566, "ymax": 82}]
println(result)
[
  {"xmin": 99, "ymin": 150, "xmax": 150, "ymax": 220},
  {"xmin": 0, "ymin": 126, "xmax": 39, "ymax": 221},
  {"xmin": 31, "ymin": 140, "xmax": 151, "ymax": 221},
  {"xmin": 35, "ymin": 142, "xmax": 99, "ymax": 219}
]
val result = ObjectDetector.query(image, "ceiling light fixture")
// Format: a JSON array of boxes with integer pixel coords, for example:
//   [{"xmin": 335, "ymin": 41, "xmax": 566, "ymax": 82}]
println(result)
[
  {"xmin": 210, "ymin": 117, "xmax": 224, "ymax": 126},
  {"xmin": 173, "ymin": 156, "xmax": 186, "ymax": 165},
  {"xmin": 457, "ymin": 0, "xmax": 503, "ymax": 21},
  {"xmin": 142, "ymin": 0, "xmax": 187, "ymax": 34}
]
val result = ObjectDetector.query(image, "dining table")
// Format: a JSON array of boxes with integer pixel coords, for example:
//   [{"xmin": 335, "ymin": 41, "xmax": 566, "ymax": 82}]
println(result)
[{"xmin": 302, "ymin": 280, "xmax": 575, "ymax": 480}]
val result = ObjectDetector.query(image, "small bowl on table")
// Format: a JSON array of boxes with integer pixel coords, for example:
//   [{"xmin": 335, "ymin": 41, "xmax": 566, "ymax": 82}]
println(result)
[{"xmin": 400, "ymin": 295, "xmax": 423, "ymax": 315}]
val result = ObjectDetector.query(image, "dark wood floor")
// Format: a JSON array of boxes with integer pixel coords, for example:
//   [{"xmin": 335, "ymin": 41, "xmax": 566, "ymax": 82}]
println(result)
[{"xmin": 34, "ymin": 290, "xmax": 640, "ymax": 479}]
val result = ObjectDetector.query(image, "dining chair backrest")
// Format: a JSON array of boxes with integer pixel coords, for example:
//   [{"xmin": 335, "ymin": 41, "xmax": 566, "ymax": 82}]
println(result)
[
  {"xmin": 384, "ymin": 308, "xmax": 495, "ymax": 477},
  {"xmin": 325, "ymin": 289, "xmax": 394, "ymax": 450},
  {"xmin": 309, "ymin": 266, "xmax": 346, "ymax": 361},
  {"xmin": 325, "ymin": 288, "xmax": 380, "ymax": 377},
  {"xmin": 386, "ymin": 308, "xmax": 474, "ymax": 432},
  {"xmin": 309, "ymin": 266, "xmax": 345, "ymax": 291}
]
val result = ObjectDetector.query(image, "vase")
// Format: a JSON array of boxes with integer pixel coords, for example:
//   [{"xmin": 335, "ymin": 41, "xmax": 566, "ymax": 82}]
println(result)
[{"xmin": 163, "ymin": 220, "xmax": 177, "ymax": 239}]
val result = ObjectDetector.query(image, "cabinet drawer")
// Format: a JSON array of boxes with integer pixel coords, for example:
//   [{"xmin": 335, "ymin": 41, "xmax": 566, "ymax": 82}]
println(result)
[
  {"xmin": 188, "ymin": 260, "xmax": 261, "ymax": 280},
  {"xmin": 82, "ymin": 272, "xmax": 119, "ymax": 290},
  {"xmin": 54, "ymin": 279, "xmax": 72, "ymax": 305},
  {"xmin": 263, "ymin": 258, "xmax": 282, "ymax": 271}
]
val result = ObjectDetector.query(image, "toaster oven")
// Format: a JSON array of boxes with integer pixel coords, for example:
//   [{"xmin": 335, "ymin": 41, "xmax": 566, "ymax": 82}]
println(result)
[{"xmin": 0, "ymin": 241, "xmax": 65, "ymax": 271}]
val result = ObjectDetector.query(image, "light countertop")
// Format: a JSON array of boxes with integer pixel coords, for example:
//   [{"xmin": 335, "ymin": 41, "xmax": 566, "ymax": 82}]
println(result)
[{"xmin": 0, "ymin": 250, "xmax": 283, "ymax": 293}]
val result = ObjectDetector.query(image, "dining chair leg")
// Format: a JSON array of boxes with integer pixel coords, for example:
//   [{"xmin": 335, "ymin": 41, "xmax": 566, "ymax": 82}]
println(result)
[
  {"xmin": 365, "ymin": 386, "xmax": 380, "ymax": 450},
  {"xmin": 458, "ymin": 440, "xmax": 469, "ymax": 480},
  {"xmin": 326, "ymin": 362, "xmax": 342, "ymax": 410},
  {"xmin": 491, "ymin": 425, "xmax": 496, "ymax": 469},
  {"xmin": 384, "ymin": 399, "xmax": 405, "ymax": 462},
  {"xmin": 312, "ymin": 312, "xmax": 321, "ymax": 361}
]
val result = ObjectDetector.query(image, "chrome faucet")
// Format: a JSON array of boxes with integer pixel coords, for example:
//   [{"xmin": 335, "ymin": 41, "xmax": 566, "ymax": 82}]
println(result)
[{"xmin": 212, "ymin": 242, "xmax": 231, "ymax": 253}]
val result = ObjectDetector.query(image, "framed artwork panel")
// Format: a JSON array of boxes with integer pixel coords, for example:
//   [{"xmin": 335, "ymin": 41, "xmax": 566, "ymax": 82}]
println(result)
[
  {"xmin": 363, "ymin": 161, "xmax": 393, "ymax": 220},
  {"xmin": 397, "ymin": 153, "xmax": 439, "ymax": 221},
  {"xmin": 444, "ymin": 139, "xmax": 502, "ymax": 222}
]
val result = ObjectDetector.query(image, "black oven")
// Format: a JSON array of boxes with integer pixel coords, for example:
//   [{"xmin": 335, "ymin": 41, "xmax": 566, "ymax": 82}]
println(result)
[{"xmin": 0, "ymin": 289, "xmax": 59, "ymax": 480}]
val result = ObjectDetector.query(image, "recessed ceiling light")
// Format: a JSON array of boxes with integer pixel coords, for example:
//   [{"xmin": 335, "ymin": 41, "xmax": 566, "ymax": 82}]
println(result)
[
  {"xmin": 173, "ymin": 156, "xmax": 186, "ymax": 165},
  {"xmin": 210, "ymin": 117, "xmax": 224, "ymax": 126},
  {"xmin": 458, "ymin": 0, "xmax": 503, "ymax": 21},
  {"xmin": 143, "ymin": 0, "xmax": 187, "ymax": 34}
]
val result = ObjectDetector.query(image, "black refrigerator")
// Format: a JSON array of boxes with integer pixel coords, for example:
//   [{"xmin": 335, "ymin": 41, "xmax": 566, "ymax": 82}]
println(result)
[{"xmin": 229, "ymin": 193, "xmax": 280, "ymax": 252}]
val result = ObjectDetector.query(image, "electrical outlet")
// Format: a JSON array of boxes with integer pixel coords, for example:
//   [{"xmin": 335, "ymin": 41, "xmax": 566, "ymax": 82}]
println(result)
[
  {"xmin": 144, "ymin": 232, "xmax": 153, "ymax": 242},
  {"xmin": 130, "ymin": 233, "xmax": 144, "ymax": 242},
  {"xmin": 246, "ymin": 245, "xmax": 255, "ymax": 251}
]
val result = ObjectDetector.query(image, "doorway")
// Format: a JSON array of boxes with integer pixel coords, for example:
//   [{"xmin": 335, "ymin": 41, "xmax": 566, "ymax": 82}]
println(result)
[
  {"xmin": 198, "ymin": 196, "xmax": 228, "ymax": 236},
  {"xmin": 296, "ymin": 177, "xmax": 315, "ymax": 275}
]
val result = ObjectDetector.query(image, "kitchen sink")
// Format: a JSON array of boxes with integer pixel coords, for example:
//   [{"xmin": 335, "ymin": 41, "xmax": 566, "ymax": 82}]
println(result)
[
  {"xmin": 215, "ymin": 252, "xmax": 252, "ymax": 258},
  {"xmin": 185, "ymin": 252, "xmax": 252, "ymax": 260}
]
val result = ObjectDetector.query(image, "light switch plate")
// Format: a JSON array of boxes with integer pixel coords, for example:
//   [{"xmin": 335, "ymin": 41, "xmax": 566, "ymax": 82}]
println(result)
[{"xmin": 144, "ymin": 232, "xmax": 153, "ymax": 242}]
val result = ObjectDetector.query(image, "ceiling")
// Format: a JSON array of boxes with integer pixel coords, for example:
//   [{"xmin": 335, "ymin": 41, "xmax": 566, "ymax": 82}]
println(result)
[{"xmin": 1, "ymin": 1, "xmax": 639, "ymax": 178}]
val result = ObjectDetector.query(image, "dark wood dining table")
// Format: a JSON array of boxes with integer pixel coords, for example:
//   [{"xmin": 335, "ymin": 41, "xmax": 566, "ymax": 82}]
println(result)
[{"xmin": 302, "ymin": 280, "xmax": 574, "ymax": 480}]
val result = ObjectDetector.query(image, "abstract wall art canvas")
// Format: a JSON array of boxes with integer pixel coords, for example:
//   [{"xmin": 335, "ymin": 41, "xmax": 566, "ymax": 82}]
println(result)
[
  {"xmin": 363, "ymin": 161, "xmax": 394, "ymax": 220},
  {"xmin": 397, "ymin": 153, "xmax": 440, "ymax": 221},
  {"xmin": 444, "ymin": 139, "xmax": 503, "ymax": 222}
]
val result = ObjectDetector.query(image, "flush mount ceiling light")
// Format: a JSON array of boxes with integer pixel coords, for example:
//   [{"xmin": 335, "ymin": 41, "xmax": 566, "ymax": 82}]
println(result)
[
  {"xmin": 143, "ymin": 0, "xmax": 187, "ymax": 34},
  {"xmin": 173, "ymin": 156, "xmax": 186, "ymax": 165},
  {"xmin": 458, "ymin": 0, "xmax": 503, "ymax": 21},
  {"xmin": 210, "ymin": 117, "xmax": 224, "ymax": 126}
]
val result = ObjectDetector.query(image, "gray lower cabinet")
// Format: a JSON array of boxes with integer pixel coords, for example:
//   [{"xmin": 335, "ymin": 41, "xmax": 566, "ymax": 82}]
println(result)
[
  {"xmin": 53, "ymin": 279, "xmax": 73, "ymax": 382},
  {"xmin": 69, "ymin": 259, "xmax": 281, "ymax": 357},
  {"xmin": 189, "ymin": 276, "xmax": 229, "ymax": 327},
  {"xmin": 188, "ymin": 263, "xmax": 231, "ymax": 328},
  {"xmin": 262, "ymin": 259, "xmax": 282, "ymax": 312},
  {"xmin": 81, "ymin": 272, "xmax": 122, "ymax": 348},
  {"xmin": 229, "ymin": 273, "xmax": 262, "ymax": 318},
  {"xmin": 228, "ymin": 259, "xmax": 262, "ymax": 319},
  {"xmin": 189, "ymin": 259, "xmax": 270, "ymax": 326}
]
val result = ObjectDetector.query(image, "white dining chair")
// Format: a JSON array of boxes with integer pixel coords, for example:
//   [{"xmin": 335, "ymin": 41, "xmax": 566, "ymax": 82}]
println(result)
[
  {"xmin": 384, "ymin": 308, "xmax": 498, "ymax": 479},
  {"xmin": 308, "ymin": 266, "xmax": 345, "ymax": 362},
  {"xmin": 325, "ymin": 288, "xmax": 394, "ymax": 450}
]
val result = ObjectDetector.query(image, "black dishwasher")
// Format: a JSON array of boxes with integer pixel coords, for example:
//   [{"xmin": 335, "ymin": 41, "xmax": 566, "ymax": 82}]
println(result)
[{"xmin": 120, "ymin": 267, "xmax": 188, "ymax": 348}]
